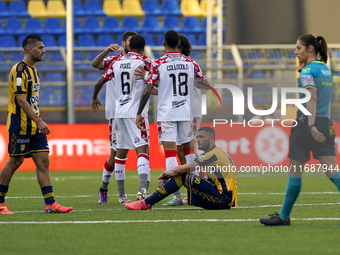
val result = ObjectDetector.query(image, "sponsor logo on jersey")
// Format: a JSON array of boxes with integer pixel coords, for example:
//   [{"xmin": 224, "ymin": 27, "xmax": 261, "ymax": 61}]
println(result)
[
  {"xmin": 321, "ymin": 70, "xmax": 332, "ymax": 76},
  {"xmin": 16, "ymin": 138, "xmax": 30, "ymax": 144},
  {"xmin": 119, "ymin": 97, "xmax": 132, "ymax": 106},
  {"xmin": 172, "ymin": 99, "xmax": 186, "ymax": 108},
  {"xmin": 302, "ymin": 68, "xmax": 310, "ymax": 73}
]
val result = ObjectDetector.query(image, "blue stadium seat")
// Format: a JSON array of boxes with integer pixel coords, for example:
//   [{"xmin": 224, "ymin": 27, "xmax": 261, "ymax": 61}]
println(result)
[
  {"xmin": 77, "ymin": 35, "xmax": 97, "ymax": 47},
  {"xmin": 45, "ymin": 72, "xmax": 65, "ymax": 82},
  {"xmin": 0, "ymin": 21, "xmax": 6, "ymax": 36},
  {"xmin": 142, "ymin": 17, "xmax": 162, "ymax": 34},
  {"xmin": 74, "ymin": 86, "xmax": 92, "ymax": 106},
  {"xmin": 102, "ymin": 17, "xmax": 123, "ymax": 34},
  {"xmin": 186, "ymin": 34, "xmax": 197, "ymax": 46},
  {"xmin": 163, "ymin": 17, "xmax": 182, "ymax": 33},
  {"xmin": 0, "ymin": 35, "xmax": 18, "ymax": 48},
  {"xmin": 44, "ymin": 52, "xmax": 65, "ymax": 70},
  {"xmin": 122, "ymin": 17, "xmax": 142, "ymax": 33},
  {"xmin": 40, "ymin": 87, "xmax": 66, "ymax": 106},
  {"xmin": 157, "ymin": 35, "xmax": 164, "ymax": 46},
  {"xmin": 0, "ymin": 1, "xmax": 10, "ymax": 18},
  {"xmin": 49, "ymin": 53, "xmax": 64, "ymax": 62},
  {"xmin": 57, "ymin": 35, "xmax": 78, "ymax": 47},
  {"xmin": 182, "ymin": 17, "xmax": 203, "ymax": 34},
  {"xmin": 142, "ymin": 34, "xmax": 156, "ymax": 46},
  {"xmin": 198, "ymin": 34, "xmax": 206, "ymax": 45},
  {"xmin": 11, "ymin": 55, "xmax": 23, "ymax": 63},
  {"xmin": 73, "ymin": 0, "xmax": 87, "ymax": 17},
  {"xmin": 45, "ymin": 18, "xmax": 65, "ymax": 35},
  {"xmin": 25, "ymin": 18, "xmax": 45, "ymax": 35},
  {"xmin": 0, "ymin": 55, "xmax": 10, "ymax": 70},
  {"xmin": 42, "ymin": 35, "xmax": 57, "ymax": 47},
  {"xmin": 191, "ymin": 50, "xmax": 202, "ymax": 60},
  {"xmin": 162, "ymin": 0, "xmax": 182, "ymax": 16},
  {"xmin": 82, "ymin": 17, "xmax": 103, "ymax": 34},
  {"xmin": 9, "ymin": 1, "xmax": 30, "ymax": 17},
  {"xmin": 85, "ymin": 72, "xmax": 101, "ymax": 81},
  {"xmin": 5, "ymin": 18, "xmax": 25, "ymax": 36},
  {"xmin": 84, "ymin": 0, "xmax": 106, "ymax": 16},
  {"xmin": 286, "ymin": 51, "xmax": 295, "ymax": 59},
  {"xmin": 73, "ymin": 18, "xmax": 83, "ymax": 35},
  {"xmin": 74, "ymin": 72, "xmax": 84, "ymax": 81},
  {"xmin": 142, "ymin": 0, "xmax": 163, "ymax": 16},
  {"xmin": 74, "ymin": 53, "xmax": 90, "ymax": 68},
  {"xmin": 97, "ymin": 34, "xmax": 114, "ymax": 47}
]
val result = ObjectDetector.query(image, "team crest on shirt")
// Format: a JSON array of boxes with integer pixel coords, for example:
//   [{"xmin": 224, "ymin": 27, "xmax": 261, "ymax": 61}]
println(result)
[{"xmin": 20, "ymin": 144, "xmax": 25, "ymax": 152}]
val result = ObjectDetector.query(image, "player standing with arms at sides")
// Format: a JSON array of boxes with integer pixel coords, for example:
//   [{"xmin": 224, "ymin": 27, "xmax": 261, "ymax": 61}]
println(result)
[
  {"xmin": 0, "ymin": 34, "xmax": 73, "ymax": 214},
  {"xmin": 162, "ymin": 33, "xmax": 204, "ymax": 206},
  {"xmin": 93, "ymin": 35, "xmax": 152, "ymax": 201},
  {"xmin": 125, "ymin": 127, "xmax": 238, "ymax": 210},
  {"xmin": 135, "ymin": 30, "xmax": 209, "ymax": 205},
  {"xmin": 260, "ymin": 34, "xmax": 340, "ymax": 226},
  {"xmin": 91, "ymin": 31, "xmax": 137, "ymax": 204}
]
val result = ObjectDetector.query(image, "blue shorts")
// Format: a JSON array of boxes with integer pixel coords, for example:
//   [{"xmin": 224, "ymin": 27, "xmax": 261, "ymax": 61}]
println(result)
[
  {"xmin": 187, "ymin": 172, "xmax": 232, "ymax": 210},
  {"xmin": 8, "ymin": 132, "xmax": 49, "ymax": 158}
]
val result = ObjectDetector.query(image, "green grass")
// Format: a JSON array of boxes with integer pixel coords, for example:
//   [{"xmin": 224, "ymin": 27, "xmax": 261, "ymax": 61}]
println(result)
[{"xmin": 1, "ymin": 170, "xmax": 340, "ymax": 255}]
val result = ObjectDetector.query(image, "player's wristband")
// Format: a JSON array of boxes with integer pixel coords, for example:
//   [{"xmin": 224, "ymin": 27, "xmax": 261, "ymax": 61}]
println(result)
[{"xmin": 308, "ymin": 124, "xmax": 315, "ymax": 130}]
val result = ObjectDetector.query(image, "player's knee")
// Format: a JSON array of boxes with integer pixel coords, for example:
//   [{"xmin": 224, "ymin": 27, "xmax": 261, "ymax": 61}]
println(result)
[{"xmin": 8, "ymin": 157, "xmax": 24, "ymax": 170}]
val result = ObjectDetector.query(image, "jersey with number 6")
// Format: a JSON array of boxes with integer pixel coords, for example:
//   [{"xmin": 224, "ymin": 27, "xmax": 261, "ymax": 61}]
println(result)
[
  {"xmin": 146, "ymin": 51, "xmax": 206, "ymax": 121},
  {"xmin": 101, "ymin": 53, "xmax": 123, "ymax": 119},
  {"xmin": 104, "ymin": 51, "xmax": 151, "ymax": 118}
]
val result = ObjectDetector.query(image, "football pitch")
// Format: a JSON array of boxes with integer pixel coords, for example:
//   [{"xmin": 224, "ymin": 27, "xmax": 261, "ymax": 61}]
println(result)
[{"xmin": 1, "ymin": 170, "xmax": 339, "ymax": 255}]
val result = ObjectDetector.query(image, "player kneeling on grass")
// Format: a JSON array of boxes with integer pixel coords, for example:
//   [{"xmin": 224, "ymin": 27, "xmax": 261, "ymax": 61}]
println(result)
[{"xmin": 125, "ymin": 127, "xmax": 238, "ymax": 210}]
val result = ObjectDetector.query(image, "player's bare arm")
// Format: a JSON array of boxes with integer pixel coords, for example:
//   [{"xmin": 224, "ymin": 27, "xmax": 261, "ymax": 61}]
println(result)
[
  {"xmin": 158, "ymin": 161, "xmax": 198, "ymax": 187},
  {"xmin": 136, "ymin": 83, "xmax": 153, "ymax": 130},
  {"xmin": 16, "ymin": 94, "xmax": 50, "ymax": 135},
  {"xmin": 92, "ymin": 76, "xmax": 108, "ymax": 113},
  {"xmin": 307, "ymin": 88, "xmax": 325, "ymax": 142},
  {"xmin": 92, "ymin": 44, "xmax": 120, "ymax": 69}
]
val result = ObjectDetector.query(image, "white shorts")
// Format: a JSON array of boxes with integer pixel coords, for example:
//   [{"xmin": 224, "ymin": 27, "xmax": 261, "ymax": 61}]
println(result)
[
  {"xmin": 158, "ymin": 121, "xmax": 194, "ymax": 144},
  {"xmin": 175, "ymin": 117, "xmax": 202, "ymax": 145},
  {"xmin": 109, "ymin": 118, "xmax": 117, "ymax": 151},
  {"xmin": 116, "ymin": 117, "xmax": 149, "ymax": 150}
]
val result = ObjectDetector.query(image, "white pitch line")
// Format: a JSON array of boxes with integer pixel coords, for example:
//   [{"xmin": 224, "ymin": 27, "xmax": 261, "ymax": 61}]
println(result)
[
  {"xmin": 8, "ymin": 201, "xmax": 340, "ymax": 214},
  {"xmin": 6, "ymin": 191, "xmax": 339, "ymax": 199},
  {"xmin": 1, "ymin": 218, "xmax": 340, "ymax": 224}
]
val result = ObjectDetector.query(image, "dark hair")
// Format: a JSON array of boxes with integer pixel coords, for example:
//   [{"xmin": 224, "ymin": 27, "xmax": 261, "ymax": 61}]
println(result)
[
  {"xmin": 129, "ymin": 35, "xmax": 146, "ymax": 51},
  {"xmin": 298, "ymin": 34, "xmax": 328, "ymax": 63},
  {"xmin": 122, "ymin": 31, "xmax": 138, "ymax": 42},
  {"xmin": 178, "ymin": 34, "xmax": 192, "ymax": 56},
  {"xmin": 198, "ymin": 127, "xmax": 215, "ymax": 138},
  {"xmin": 22, "ymin": 34, "xmax": 43, "ymax": 49},
  {"xmin": 164, "ymin": 30, "xmax": 179, "ymax": 48}
]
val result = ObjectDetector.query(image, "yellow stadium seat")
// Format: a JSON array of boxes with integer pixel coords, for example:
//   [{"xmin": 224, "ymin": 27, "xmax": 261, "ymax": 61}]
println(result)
[
  {"xmin": 103, "ymin": 0, "xmax": 124, "ymax": 17},
  {"xmin": 122, "ymin": 0, "xmax": 144, "ymax": 17},
  {"xmin": 27, "ymin": 0, "xmax": 48, "ymax": 18},
  {"xmin": 46, "ymin": 0, "xmax": 66, "ymax": 18},
  {"xmin": 181, "ymin": 0, "xmax": 202, "ymax": 17}
]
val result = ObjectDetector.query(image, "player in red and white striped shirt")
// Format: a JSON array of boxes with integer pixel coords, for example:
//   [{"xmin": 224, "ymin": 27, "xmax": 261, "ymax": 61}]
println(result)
[
  {"xmin": 136, "ymin": 30, "xmax": 209, "ymax": 204},
  {"xmin": 91, "ymin": 31, "xmax": 137, "ymax": 205}
]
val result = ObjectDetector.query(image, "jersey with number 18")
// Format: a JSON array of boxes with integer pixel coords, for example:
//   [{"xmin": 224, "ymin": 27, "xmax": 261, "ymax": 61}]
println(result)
[{"xmin": 146, "ymin": 52, "xmax": 206, "ymax": 122}]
